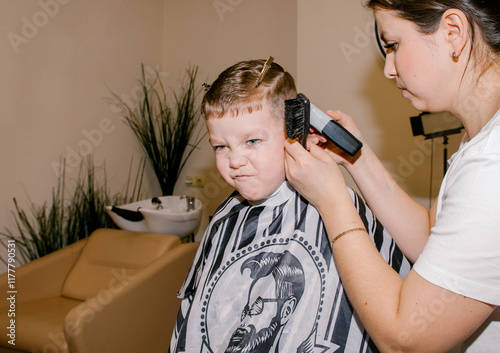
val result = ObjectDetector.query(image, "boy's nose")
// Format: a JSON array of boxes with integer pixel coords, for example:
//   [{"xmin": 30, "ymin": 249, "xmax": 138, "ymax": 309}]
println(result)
[{"xmin": 229, "ymin": 150, "xmax": 248, "ymax": 169}]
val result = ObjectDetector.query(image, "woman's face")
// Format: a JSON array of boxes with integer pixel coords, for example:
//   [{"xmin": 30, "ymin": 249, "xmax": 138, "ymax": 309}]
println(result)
[{"xmin": 375, "ymin": 9, "xmax": 459, "ymax": 113}]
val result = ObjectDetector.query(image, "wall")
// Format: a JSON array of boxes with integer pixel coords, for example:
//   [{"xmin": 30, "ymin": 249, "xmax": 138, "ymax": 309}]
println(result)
[
  {"xmin": 0, "ymin": 0, "xmax": 165, "ymax": 270},
  {"xmin": 0, "ymin": 0, "xmax": 297, "ymax": 272}
]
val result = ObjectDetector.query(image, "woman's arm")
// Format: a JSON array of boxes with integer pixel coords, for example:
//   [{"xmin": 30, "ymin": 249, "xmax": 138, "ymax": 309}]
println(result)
[
  {"xmin": 345, "ymin": 141, "xmax": 433, "ymax": 262},
  {"xmin": 284, "ymin": 140, "xmax": 494, "ymax": 352},
  {"xmin": 331, "ymin": 222, "xmax": 493, "ymax": 353},
  {"xmin": 313, "ymin": 110, "xmax": 433, "ymax": 262}
]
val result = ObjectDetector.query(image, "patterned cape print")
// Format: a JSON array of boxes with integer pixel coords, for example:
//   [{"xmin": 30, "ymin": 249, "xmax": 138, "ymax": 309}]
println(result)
[{"xmin": 170, "ymin": 182, "xmax": 411, "ymax": 353}]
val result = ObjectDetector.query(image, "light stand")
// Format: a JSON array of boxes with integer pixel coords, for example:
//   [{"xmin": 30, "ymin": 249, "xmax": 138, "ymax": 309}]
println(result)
[{"xmin": 410, "ymin": 112, "xmax": 464, "ymax": 176}]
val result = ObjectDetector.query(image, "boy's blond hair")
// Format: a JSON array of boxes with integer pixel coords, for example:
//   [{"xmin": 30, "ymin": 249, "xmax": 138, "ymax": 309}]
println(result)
[{"xmin": 201, "ymin": 59, "xmax": 297, "ymax": 122}]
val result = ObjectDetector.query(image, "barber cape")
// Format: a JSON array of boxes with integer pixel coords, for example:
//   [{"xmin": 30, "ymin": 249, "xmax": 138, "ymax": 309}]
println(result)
[{"xmin": 170, "ymin": 181, "xmax": 411, "ymax": 353}]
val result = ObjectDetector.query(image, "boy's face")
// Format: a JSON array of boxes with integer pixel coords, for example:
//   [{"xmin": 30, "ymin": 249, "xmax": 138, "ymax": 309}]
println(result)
[{"xmin": 207, "ymin": 105, "xmax": 286, "ymax": 202}]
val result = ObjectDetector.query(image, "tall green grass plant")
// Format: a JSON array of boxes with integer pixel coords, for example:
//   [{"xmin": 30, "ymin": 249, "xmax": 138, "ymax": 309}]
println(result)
[
  {"xmin": 109, "ymin": 64, "xmax": 206, "ymax": 196},
  {"xmin": 0, "ymin": 157, "xmax": 145, "ymax": 264}
]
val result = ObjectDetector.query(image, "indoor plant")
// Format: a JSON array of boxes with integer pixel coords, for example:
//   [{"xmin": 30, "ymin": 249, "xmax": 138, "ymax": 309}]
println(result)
[
  {"xmin": 0, "ymin": 157, "xmax": 145, "ymax": 263},
  {"xmin": 109, "ymin": 64, "xmax": 206, "ymax": 196}
]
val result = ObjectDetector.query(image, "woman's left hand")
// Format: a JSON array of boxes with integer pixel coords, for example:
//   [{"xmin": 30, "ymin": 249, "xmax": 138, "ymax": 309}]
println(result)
[{"xmin": 284, "ymin": 138, "xmax": 348, "ymax": 210}]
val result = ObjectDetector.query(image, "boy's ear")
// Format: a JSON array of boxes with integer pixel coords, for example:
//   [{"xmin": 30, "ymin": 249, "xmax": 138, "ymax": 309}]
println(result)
[{"xmin": 440, "ymin": 9, "xmax": 469, "ymax": 60}]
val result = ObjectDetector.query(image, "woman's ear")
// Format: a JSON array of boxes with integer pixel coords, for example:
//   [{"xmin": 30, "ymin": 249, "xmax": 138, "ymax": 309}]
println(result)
[{"xmin": 440, "ymin": 9, "xmax": 470, "ymax": 61}]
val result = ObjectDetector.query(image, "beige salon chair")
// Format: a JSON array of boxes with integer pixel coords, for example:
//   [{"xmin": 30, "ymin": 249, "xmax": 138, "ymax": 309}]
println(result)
[{"xmin": 0, "ymin": 228, "xmax": 199, "ymax": 353}]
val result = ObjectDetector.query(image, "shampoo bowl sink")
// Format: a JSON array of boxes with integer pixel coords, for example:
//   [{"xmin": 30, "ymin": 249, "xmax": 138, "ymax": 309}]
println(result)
[{"xmin": 106, "ymin": 196, "xmax": 202, "ymax": 238}]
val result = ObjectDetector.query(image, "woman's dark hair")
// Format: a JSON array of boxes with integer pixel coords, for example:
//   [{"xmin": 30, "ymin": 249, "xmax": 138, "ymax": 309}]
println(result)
[{"xmin": 365, "ymin": 0, "xmax": 500, "ymax": 56}]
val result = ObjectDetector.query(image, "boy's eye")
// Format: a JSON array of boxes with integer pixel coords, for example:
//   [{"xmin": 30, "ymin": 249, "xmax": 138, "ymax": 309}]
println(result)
[
  {"xmin": 247, "ymin": 139, "xmax": 261, "ymax": 146},
  {"xmin": 383, "ymin": 43, "xmax": 397, "ymax": 54},
  {"xmin": 213, "ymin": 145, "xmax": 226, "ymax": 151}
]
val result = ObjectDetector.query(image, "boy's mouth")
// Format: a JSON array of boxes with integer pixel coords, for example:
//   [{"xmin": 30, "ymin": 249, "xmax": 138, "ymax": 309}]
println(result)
[{"xmin": 233, "ymin": 174, "xmax": 251, "ymax": 180}]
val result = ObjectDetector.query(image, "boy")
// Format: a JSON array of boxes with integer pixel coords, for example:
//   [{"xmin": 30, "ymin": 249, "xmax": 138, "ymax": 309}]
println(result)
[{"xmin": 170, "ymin": 59, "xmax": 411, "ymax": 352}]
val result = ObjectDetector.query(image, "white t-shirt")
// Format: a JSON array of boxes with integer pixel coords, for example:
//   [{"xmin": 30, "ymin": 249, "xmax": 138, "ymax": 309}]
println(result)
[{"xmin": 414, "ymin": 109, "xmax": 500, "ymax": 352}]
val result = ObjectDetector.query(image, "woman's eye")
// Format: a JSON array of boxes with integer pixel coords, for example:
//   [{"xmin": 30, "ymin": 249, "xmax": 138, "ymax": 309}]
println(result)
[
  {"xmin": 383, "ymin": 43, "xmax": 397, "ymax": 54},
  {"xmin": 247, "ymin": 139, "xmax": 261, "ymax": 146}
]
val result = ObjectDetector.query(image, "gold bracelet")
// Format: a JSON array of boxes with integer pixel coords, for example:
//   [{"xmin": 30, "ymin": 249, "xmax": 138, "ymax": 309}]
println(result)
[{"xmin": 331, "ymin": 227, "xmax": 366, "ymax": 245}]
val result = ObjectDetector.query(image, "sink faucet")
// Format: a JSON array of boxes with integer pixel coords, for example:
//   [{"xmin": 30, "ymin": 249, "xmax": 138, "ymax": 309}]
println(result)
[
  {"xmin": 151, "ymin": 197, "xmax": 163, "ymax": 209},
  {"xmin": 180, "ymin": 196, "xmax": 196, "ymax": 211}
]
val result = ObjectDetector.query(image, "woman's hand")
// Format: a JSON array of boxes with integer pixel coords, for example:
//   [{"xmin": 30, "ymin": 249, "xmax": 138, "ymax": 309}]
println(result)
[
  {"xmin": 284, "ymin": 138, "xmax": 349, "ymax": 211},
  {"xmin": 308, "ymin": 110, "xmax": 365, "ymax": 167}
]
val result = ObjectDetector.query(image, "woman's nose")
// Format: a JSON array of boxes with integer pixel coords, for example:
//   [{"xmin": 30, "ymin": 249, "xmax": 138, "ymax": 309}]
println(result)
[{"xmin": 383, "ymin": 54, "xmax": 397, "ymax": 79}]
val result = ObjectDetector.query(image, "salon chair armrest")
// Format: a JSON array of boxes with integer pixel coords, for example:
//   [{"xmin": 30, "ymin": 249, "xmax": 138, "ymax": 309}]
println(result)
[
  {"xmin": 0, "ymin": 239, "xmax": 87, "ymax": 303},
  {"xmin": 65, "ymin": 241, "xmax": 199, "ymax": 353}
]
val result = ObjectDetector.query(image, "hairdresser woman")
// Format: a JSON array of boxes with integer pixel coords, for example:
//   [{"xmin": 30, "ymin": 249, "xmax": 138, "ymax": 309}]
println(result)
[{"xmin": 285, "ymin": 1, "xmax": 500, "ymax": 352}]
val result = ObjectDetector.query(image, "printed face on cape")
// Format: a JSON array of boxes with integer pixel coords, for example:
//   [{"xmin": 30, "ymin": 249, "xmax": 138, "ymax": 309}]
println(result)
[
  {"xmin": 224, "ymin": 250, "xmax": 305, "ymax": 352},
  {"xmin": 204, "ymin": 243, "xmax": 321, "ymax": 352}
]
